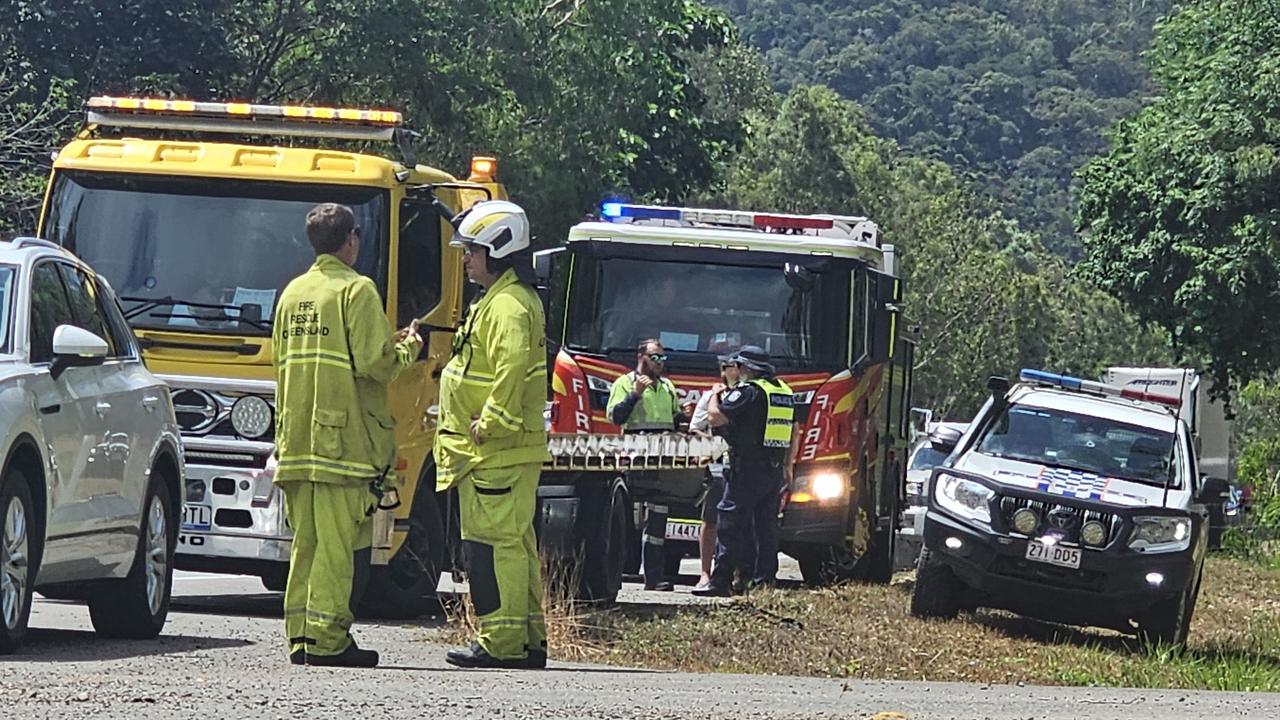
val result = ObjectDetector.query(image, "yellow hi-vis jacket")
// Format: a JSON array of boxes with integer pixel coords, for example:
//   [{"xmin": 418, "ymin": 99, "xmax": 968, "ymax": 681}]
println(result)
[
  {"xmin": 273, "ymin": 254, "xmax": 422, "ymax": 487},
  {"xmin": 434, "ymin": 269, "xmax": 548, "ymax": 489}
]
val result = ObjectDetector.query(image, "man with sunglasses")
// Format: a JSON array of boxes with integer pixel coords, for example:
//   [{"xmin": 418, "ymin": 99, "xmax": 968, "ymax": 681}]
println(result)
[
  {"xmin": 606, "ymin": 339, "xmax": 684, "ymax": 590},
  {"xmin": 273, "ymin": 203, "xmax": 422, "ymax": 667}
]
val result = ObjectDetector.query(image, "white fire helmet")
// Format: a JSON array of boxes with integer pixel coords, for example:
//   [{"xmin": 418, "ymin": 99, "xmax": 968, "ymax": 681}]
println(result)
[{"xmin": 450, "ymin": 200, "xmax": 530, "ymax": 259}]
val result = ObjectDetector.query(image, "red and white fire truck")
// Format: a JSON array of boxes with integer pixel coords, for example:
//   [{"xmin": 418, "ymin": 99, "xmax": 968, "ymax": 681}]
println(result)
[{"xmin": 533, "ymin": 203, "xmax": 915, "ymax": 599}]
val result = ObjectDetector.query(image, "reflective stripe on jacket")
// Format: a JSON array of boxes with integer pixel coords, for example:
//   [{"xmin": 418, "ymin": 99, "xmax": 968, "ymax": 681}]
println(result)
[
  {"xmin": 272, "ymin": 254, "xmax": 421, "ymax": 487},
  {"xmin": 750, "ymin": 377, "xmax": 795, "ymax": 448},
  {"xmin": 434, "ymin": 269, "xmax": 548, "ymax": 489}
]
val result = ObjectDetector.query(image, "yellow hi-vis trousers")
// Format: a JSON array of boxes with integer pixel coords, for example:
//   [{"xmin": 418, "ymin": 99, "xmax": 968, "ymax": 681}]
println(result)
[
  {"xmin": 281, "ymin": 481, "xmax": 374, "ymax": 657},
  {"xmin": 459, "ymin": 463, "xmax": 546, "ymax": 660}
]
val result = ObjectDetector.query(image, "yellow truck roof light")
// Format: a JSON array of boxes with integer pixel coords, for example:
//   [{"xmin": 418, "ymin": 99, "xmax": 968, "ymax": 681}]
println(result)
[
  {"xmin": 468, "ymin": 156, "xmax": 498, "ymax": 183},
  {"xmin": 85, "ymin": 96, "xmax": 405, "ymax": 142}
]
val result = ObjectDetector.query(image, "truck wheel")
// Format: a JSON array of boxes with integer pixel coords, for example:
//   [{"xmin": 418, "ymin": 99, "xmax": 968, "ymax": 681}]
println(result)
[
  {"xmin": 259, "ymin": 564, "xmax": 288, "ymax": 593},
  {"xmin": 1136, "ymin": 566, "xmax": 1201, "ymax": 648},
  {"xmin": 360, "ymin": 475, "xmax": 445, "ymax": 620},
  {"xmin": 89, "ymin": 475, "xmax": 176, "ymax": 639},
  {"xmin": 909, "ymin": 547, "xmax": 962, "ymax": 619},
  {"xmin": 0, "ymin": 470, "xmax": 38, "ymax": 654},
  {"xmin": 578, "ymin": 483, "xmax": 626, "ymax": 605}
]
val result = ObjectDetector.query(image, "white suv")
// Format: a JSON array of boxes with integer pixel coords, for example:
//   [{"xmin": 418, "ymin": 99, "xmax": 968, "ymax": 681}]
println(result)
[{"xmin": 0, "ymin": 237, "xmax": 183, "ymax": 653}]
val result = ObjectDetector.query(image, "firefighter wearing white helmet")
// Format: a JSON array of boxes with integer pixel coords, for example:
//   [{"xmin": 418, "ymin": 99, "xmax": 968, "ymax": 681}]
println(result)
[{"xmin": 435, "ymin": 200, "xmax": 549, "ymax": 669}]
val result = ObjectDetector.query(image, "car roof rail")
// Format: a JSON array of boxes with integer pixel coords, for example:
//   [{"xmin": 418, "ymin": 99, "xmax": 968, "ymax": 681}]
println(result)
[{"xmin": 9, "ymin": 236, "xmax": 64, "ymax": 252}]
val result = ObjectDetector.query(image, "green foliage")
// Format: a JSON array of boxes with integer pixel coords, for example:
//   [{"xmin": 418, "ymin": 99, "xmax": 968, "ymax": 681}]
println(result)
[
  {"xmin": 703, "ymin": 86, "xmax": 1167, "ymax": 416},
  {"xmin": 1078, "ymin": 0, "xmax": 1280, "ymax": 398},
  {"xmin": 711, "ymin": 0, "xmax": 1171, "ymax": 257},
  {"xmin": 1, "ymin": 0, "xmax": 749, "ymax": 240}
]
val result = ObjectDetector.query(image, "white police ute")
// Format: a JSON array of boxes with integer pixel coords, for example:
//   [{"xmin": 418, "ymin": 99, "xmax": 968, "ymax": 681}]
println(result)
[{"xmin": 910, "ymin": 369, "xmax": 1227, "ymax": 646}]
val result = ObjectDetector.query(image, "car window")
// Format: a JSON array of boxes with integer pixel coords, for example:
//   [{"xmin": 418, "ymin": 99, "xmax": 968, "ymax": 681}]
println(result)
[
  {"xmin": 976, "ymin": 403, "xmax": 1180, "ymax": 487},
  {"xmin": 909, "ymin": 445, "xmax": 948, "ymax": 471},
  {"xmin": 0, "ymin": 265, "xmax": 13, "ymax": 354},
  {"xmin": 57, "ymin": 264, "xmax": 118, "ymax": 357},
  {"xmin": 29, "ymin": 262, "xmax": 76, "ymax": 364}
]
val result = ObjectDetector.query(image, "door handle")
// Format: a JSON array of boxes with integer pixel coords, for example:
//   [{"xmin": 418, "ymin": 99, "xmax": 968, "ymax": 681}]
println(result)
[
  {"xmin": 142, "ymin": 396, "xmax": 160, "ymax": 413},
  {"xmin": 95, "ymin": 401, "xmax": 112, "ymax": 417}
]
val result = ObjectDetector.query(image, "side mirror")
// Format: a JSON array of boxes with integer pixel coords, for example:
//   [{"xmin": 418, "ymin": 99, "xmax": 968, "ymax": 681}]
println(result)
[
  {"xmin": 929, "ymin": 425, "xmax": 963, "ymax": 454},
  {"xmin": 50, "ymin": 325, "xmax": 109, "ymax": 380},
  {"xmin": 1196, "ymin": 475, "xmax": 1230, "ymax": 506},
  {"xmin": 532, "ymin": 247, "xmax": 564, "ymax": 286},
  {"xmin": 987, "ymin": 376, "xmax": 1010, "ymax": 395}
]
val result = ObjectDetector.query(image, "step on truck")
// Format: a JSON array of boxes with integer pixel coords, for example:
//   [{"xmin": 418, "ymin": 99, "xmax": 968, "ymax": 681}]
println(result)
[
  {"xmin": 39, "ymin": 96, "xmax": 503, "ymax": 617},
  {"xmin": 534, "ymin": 203, "xmax": 915, "ymax": 596}
]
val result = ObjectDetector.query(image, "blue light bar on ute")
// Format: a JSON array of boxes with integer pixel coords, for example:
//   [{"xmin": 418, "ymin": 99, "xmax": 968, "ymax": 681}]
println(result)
[{"xmin": 1019, "ymin": 369, "xmax": 1182, "ymax": 408}]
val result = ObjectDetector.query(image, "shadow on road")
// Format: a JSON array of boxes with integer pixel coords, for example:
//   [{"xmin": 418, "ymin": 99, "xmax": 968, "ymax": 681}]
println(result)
[
  {"xmin": 7, "ymin": 627, "xmax": 251, "ymax": 662},
  {"xmin": 165, "ymin": 593, "xmax": 451, "ymax": 629}
]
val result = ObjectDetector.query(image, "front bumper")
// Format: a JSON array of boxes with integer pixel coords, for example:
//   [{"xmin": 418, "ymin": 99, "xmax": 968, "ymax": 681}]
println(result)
[
  {"xmin": 924, "ymin": 509, "xmax": 1198, "ymax": 629},
  {"xmin": 779, "ymin": 500, "xmax": 849, "ymax": 546},
  {"xmin": 177, "ymin": 461, "xmax": 292, "ymax": 566}
]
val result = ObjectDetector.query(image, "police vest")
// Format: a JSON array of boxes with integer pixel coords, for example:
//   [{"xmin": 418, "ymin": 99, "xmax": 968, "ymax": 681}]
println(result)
[{"xmin": 750, "ymin": 377, "xmax": 795, "ymax": 448}]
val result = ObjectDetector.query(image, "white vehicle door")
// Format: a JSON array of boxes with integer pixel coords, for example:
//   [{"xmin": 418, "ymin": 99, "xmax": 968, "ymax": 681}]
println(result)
[
  {"xmin": 26, "ymin": 260, "xmax": 116, "ymax": 576},
  {"xmin": 58, "ymin": 264, "xmax": 158, "ymax": 543}
]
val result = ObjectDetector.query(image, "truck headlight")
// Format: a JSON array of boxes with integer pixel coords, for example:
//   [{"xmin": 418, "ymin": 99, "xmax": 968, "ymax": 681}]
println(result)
[
  {"xmin": 231, "ymin": 395, "xmax": 273, "ymax": 438},
  {"xmin": 933, "ymin": 473, "xmax": 993, "ymax": 525},
  {"xmin": 1128, "ymin": 516, "xmax": 1191, "ymax": 553},
  {"xmin": 811, "ymin": 472, "xmax": 844, "ymax": 501}
]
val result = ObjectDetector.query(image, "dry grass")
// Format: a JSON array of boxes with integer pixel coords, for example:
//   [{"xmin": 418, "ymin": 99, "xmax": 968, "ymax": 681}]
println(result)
[{"xmin": 435, "ymin": 557, "xmax": 1280, "ymax": 689}]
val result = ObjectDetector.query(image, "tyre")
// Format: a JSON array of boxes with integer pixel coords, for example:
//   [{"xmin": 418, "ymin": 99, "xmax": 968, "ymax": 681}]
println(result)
[
  {"xmin": 577, "ymin": 483, "xmax": 627, "ymax": 604},
  {"xmin": 0, "ymin": 469, "xmax": 38, "ymax": 654},
  {"xmin": 1136, "ymin": 566, "xmax": 1201, "ymax": 648},
  {"xmin": 89, "ymin": 475, "xmax": 176, "ymax": 639},
  {"xmin": 909, "ymin": 546, "xmax": 962, "ymax": 619},
  {"xmin": 259, "ymin": 564, "xmax": 288, "ymax": 593},
  {"xmin": 360, "ymin": 475, "xmax": 445, "ymax": 620},
  {"xmin": 797, "ymin": 545, "xmax": 856, "ymax": 586}
]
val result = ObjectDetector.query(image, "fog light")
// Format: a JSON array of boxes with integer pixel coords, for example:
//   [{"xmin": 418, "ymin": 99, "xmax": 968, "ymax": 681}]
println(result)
[
  {"xmin": 1081, "ymin": 520, "xmax": 1108, "ymax": 546},
  {"xmin": 1145, "ymin": 572, "xmax": 1164, "ymax": 586},
  {"xmin": 1012, "ymin": 507, "xmax": 1039, "ymax": 534},
  {"xmin": 945, "ymin": 536, "xmax": 963, "ymax": 550},
  {"xmin": 231, "ymin": 395, "xmax": 273, "ymax": 438}
]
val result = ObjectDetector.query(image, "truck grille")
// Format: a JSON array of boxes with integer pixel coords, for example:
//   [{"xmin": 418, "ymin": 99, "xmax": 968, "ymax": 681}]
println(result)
[{"xmin": 172, "ymin": 389, "xmax": 220, "ymax": 432}]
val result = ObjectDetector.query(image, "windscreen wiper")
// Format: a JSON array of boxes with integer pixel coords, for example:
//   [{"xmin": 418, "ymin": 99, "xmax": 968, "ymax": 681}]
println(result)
[{"xmin": 120, "ymin": 295, "xmax": 272, "ymax": 330}]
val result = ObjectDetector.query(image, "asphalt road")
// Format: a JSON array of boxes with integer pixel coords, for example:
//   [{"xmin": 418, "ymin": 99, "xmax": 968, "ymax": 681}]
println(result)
[{"xmin": 1, "ymin": 565, "xmax": 1277, "ymax": 720}]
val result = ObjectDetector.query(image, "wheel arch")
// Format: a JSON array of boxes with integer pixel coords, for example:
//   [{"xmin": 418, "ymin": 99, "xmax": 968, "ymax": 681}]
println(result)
[{"xmin": 3, "ymin": 433, "xmax": 48, "ymax": 544}]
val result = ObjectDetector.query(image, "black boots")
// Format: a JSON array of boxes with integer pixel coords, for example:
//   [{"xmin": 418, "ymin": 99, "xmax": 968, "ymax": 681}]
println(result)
[
  {"xmin": 305, "ymin": 640, "xmax": 380, "ymax": 668},
  {"xmin": 446, "ymin": 641, "xmax": 528, "ymax": 669}
]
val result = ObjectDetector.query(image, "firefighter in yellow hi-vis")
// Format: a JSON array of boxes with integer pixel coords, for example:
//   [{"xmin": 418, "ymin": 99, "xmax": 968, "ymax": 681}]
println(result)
[
  {"xmin": 435, "ymin": 200, "xmax": 549, "ymax": 669},
  {"xmin": 273, "ymin": 203, "xmax": 422, "ymax": 668}
]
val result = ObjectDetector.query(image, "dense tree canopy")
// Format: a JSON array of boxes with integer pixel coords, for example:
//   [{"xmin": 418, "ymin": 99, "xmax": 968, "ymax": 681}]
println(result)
[
  {"xmin": 711, "ymin": 0, "xmax": 1171, "ymax": 257},
  {"xmin": 705, "ymin": 86, "xmax": 1168, "ymax": 415},
  {"xmin": 1078, "ymin": 0, "xmax": 1280, "ymax": 398}
]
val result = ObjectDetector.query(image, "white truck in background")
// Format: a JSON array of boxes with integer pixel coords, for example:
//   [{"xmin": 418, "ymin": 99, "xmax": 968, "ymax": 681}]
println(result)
[{"xmin": 1102, "ymin": 367, "xmax": 1235, "ymax": 548}]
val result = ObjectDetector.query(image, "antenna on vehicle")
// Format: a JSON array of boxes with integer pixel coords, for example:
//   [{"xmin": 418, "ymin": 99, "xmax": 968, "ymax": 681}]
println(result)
[{"xmin": 1161, "ymin": 369, "xmax": 1190, "ymax": 509}]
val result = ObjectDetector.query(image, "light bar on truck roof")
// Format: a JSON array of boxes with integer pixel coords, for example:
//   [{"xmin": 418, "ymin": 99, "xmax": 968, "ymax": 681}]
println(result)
[
  {"xmin": 600, "ymin": 202, "xmax": 878, "ymax": 241},
  {"xmin": 86, "ymin": 96, "xmax": 404, "ymax": 142},
  {"xmin": 1019, "ymin": 369, "xmax": 1182, "ymax": 408}
]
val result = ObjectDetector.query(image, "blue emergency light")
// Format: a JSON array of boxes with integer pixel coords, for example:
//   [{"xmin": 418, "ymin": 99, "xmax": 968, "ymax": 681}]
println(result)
[
  {"xmin": 600, "ymin": 203, "xmax": 680, "ymax": 221},
  {"xmin": 1019, "ymin": 369, "xmax": 1086, "ymax": 391}
]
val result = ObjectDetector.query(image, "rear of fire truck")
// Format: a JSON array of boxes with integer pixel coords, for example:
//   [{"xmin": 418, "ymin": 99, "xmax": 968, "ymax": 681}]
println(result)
[
  {"xmin": 38, "ymin": 96, "xmax": 501, "ymax": 616},
  {"xmin": 536, "ymin": 203, "xmax": 914, "ymax": 596}
]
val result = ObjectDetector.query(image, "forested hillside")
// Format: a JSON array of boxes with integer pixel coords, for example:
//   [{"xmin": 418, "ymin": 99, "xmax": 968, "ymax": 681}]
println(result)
[{"xmin": 713, "ymin": 0, "xmax": 1171, "ymax": 256}]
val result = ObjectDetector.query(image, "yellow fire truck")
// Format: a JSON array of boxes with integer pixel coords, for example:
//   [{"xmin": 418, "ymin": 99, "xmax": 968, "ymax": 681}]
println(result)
[{"xmin": 38, "ymin": 97, "xmax": 500, "ymax": 617}]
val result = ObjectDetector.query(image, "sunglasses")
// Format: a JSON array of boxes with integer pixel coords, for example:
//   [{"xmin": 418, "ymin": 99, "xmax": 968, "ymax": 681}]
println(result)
[
  {"xmin": 719, "ymin": 362, "xmax": 737, "ymax": 370},
  {"xmin": 351, "ymin": 225, "xmax": 361, "ymax": 238},
  {"xmin": 647, "ymin": 353, "xmax": 668, "ymax": 363}
]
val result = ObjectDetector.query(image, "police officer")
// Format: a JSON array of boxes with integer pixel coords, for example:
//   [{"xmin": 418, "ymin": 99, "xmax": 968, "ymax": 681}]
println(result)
[
  {"xmin": 435, "ymin": 200, "xmax": 549, "ymax": 669},
  {"xmin": 606, "ymin": 339, "xmax": 683, "ymax": 591},
  {"xmin": 692, "ymin": 346, "xmax": 793, "ymax": 596},
  {"xmin": 273, "ymin": 203, "xmax": 423, "ymax": 667}
]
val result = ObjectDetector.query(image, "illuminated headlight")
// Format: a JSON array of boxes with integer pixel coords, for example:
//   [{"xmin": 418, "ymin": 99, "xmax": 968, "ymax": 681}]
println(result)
[
  {"xmin": 811, "ymin": 473, "xmax": 844, "ymax": 501},
  {"xmin": 1128, "ymin": 516, "xmax": 1191, "ymax": 553},
  {"xmin": 933, "ymin": 473, "xmax": 993, "ymax": 525},
  {"xmin": 1081, "ymin": 519, "xmax": 1108, "ymax": 547},
  {"xmin": 231, "ymin": 395, "xmax": 273, "ymax": 438},
  {"xmin": 1011, "ymin": 507, "xmax": 1039, "ymax": 535}
]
